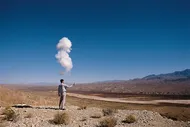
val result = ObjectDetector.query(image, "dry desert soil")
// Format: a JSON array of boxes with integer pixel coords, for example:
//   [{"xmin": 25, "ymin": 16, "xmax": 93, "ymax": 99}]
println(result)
[{"xmin": 0, "ymin": 105, "xmax": 190, "ymax": 127}]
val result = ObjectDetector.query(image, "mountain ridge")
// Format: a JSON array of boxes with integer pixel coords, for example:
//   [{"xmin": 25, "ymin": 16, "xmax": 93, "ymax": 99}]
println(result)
[
  {"xmin": 93, "ymin": 69, "xmax": 190, "ymax": 83},
  {"xmin": 143, "ymin": 69, "xmax": 190, "ymax": 80}
]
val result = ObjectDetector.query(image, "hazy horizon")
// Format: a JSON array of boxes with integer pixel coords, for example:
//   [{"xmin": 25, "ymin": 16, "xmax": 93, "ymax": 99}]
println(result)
[
  {"xmin": 1, "ymin": 0, "xmax": 190, "ymax": 84},
  {"xmin": 1, "ymin": 68, "xmax": 189, "ymax": 85}
]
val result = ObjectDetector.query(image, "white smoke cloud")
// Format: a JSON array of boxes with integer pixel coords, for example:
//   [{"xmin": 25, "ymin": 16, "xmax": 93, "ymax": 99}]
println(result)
[{"xmin": 55, "ymin": 37, "xmax": 73, "ymax": 72}]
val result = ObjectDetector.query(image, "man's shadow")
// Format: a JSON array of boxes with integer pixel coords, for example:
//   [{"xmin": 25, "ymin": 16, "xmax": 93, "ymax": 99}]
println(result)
[{"xmin": 12, "ymin": 104, "xmax": 60, "ymax": 110}]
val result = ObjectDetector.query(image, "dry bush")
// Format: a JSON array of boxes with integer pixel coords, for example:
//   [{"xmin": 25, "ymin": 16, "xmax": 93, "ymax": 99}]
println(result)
[
  {"xmin": 122, "ymin": 114, "xmax": 136, "ymax": 124},
  {"xmin": 102, "ymin": 108, "xmax": 117, "ymax": 116},
  {"xmin": 77, "ymin": 105, "xmax": 87, "ymax": 110},
  {"xmin": 98, "ymin": 117, "xmax": 117, "ymax": 127},
  {"xmin": 50, "ymin": 112, "xmax": 70, "ymax": 125},
  {"xmin": 91, "ymin": 113, "xmax": 102, "ymax": 119},
  {"xmin": 24, "ymin": 113, "xmax": 33, "ymax": 118},
  {"xmin": 2, "ymin": 107, "xmax": 19, "ymax": 122}
]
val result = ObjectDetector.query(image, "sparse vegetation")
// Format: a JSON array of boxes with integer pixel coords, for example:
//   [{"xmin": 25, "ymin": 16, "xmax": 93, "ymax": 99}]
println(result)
[
  {"xmin": 24, "ymin": 113, "xmax": 33, "ymax": 118},
  {"xmin": 77, "ymin": 105, "xmax": 87, "ymax": 110},
  {"xmin": 122, "ymin": 114, "xmax": 136, "ymax": 124},
  {"xmin": 98, "ymin": 117, "xmax": 117, "ymax": 127},
  {"xmin": 1, "ymin": 85, "xmax": 190, "ymax": 123},
  {"xmin": 102, "ymin": 108, "xmax": 117, "ymax": 116},
  {"xmin": 91, "ymin": 113, "xmax": 102, "ymax": 119},
  {"xmin": 2, "ymin": 107, "xmax": 19, "ymax": 122},
  {"xmin": 50, "ymin": 112, "xmax": 70, "ymax": 125}
]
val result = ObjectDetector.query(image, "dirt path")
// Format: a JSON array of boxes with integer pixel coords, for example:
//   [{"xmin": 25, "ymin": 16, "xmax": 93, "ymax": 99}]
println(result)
[{"xmin": 68, "ymin": 93, "xmax": 190, "ymax": 105}]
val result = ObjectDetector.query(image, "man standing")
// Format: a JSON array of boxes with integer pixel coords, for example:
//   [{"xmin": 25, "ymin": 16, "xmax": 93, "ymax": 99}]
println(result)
[{"xmin": 58, "ymin": 79, "xmax": 75, "ymax": 110}]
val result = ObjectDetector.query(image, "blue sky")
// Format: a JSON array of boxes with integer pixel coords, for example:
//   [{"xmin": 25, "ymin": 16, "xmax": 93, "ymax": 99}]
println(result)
[{"xmin": 0, "ymin": 0, "xmax": 190, "ymax": 84}]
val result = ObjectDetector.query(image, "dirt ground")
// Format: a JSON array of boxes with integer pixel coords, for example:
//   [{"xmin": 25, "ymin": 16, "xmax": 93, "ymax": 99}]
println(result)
[
  {"xmin": 30, "ymin": 91, "xmax": 190, "ymax": 122},
  {"xmin": 1, "ymin": 85, "xmax": 190, "ymax": 122}
]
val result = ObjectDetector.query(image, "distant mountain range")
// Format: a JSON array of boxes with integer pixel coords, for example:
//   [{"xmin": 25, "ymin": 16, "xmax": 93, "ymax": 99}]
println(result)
[
  {"xmin": 92, "ymin": 69, "xmax": 190, "ymax": 83},
  {"xmin": 143, "ymin": 69, "xmax": 190, "ymax": 80},
  {"xmin": 69, "ymin": 69, "xmax": 190, "ymax": 95}
]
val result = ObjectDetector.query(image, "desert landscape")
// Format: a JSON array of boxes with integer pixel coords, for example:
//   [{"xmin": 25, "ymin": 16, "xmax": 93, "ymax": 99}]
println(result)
[
  {"xmin": 1, "ymin": 1, "xmax": 190, "ymax": 126},
  {"xmin": 0, "ymin": 70, "xmax": 190, "ymax": 127}
]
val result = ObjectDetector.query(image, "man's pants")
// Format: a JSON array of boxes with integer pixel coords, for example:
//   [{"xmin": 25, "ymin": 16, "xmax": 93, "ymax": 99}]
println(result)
[{"xmin": 59, "ymin": 92, "xmax": 66, "ymax": 109}]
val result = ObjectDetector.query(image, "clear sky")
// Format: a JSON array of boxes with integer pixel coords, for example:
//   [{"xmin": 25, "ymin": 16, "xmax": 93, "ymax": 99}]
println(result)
[{"xmin": 0, "ymin": 0, "xmax": 190, "ymax": 84}]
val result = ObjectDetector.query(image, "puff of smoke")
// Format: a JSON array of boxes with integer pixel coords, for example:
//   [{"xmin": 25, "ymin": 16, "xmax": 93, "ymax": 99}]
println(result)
[{"xmin": 55, "ymin": 37, "xmax": 73, "ymax": 72}]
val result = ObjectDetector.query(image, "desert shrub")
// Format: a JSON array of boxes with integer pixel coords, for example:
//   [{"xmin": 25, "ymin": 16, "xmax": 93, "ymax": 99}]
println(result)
[
  {"xmin": 91, "ymin": 113, "xmax": 102, "ymax": 119},
  {"xmin": 77, "ymin": 105, "xmax": 87, "ymax": 110},
  {"xmin": 50, "ymin": 112, "xmax": 70, "ymax": 125},
  {"xmin": 98, "ymin": 117, "xmax": 117, "ymax": 127},
  {"xmin": 102, "ymin": 108, "xmax": 117, "ymax": 116},
  {"xmin": 122, "ymin": 114, "xmax": 136, "ymax": 124},
  {"xmin": 2, "ymin": 107, "xmax": 19, "ymax": 122},
  {"xmin": 24, "ymin": 113, "xmax": 33, "ymax": 118}
]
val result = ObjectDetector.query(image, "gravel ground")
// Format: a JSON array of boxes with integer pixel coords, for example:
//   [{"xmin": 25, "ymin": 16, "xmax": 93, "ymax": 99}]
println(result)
[{"xmin": 0, "ymin": 106, "xmax": 190, "ymax": 127}]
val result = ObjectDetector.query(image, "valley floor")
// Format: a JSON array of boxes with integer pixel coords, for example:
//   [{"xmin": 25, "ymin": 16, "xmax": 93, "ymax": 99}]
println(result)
[{"xmin": 67, "ymin": 93, "xmax": 190, "ymax": 105}]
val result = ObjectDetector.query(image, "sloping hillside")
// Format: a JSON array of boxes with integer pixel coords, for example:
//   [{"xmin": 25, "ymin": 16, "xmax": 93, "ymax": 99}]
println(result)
[
  {"xmin": 0, "ymin": 85, "xmax": 57, "ymax": 106},
  {"xmin": 0, "ymin": 85, "xmax": 27, "ymax": 106}
]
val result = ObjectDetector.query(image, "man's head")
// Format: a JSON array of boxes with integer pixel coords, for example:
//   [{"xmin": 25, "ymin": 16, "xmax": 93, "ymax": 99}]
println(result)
[{"xmin": 60, "ymin": 79, "xmax": 64, "ymax": 83}]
